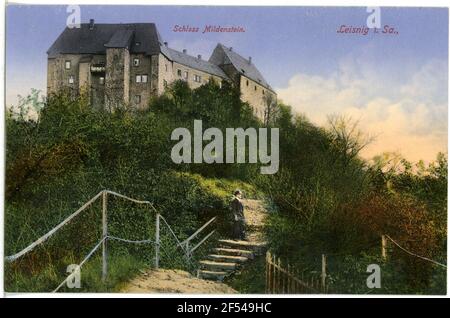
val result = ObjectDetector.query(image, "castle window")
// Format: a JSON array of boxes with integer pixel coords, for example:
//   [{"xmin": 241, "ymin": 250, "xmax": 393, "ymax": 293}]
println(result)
[
  {"xmin": 142, "ymin": 75, "xmax": 148, "ymax": 83},
  {"xmin": 183, "ymin": 71, "xmax": 188, "ymax": 80},
  {"xmin": 65, "ymin": 60, "xmax": 71, "ymax": 70},
  {"xmin": 263, "ymin": 89, "xmax": 265, "ymax": 95},
  {"xmin": 68, "ymin": 75, "xmax": 74, "ymax": 84},
  {"xmin": 177, "ymin": 69, "xmax": 182, "ymax": 77},
  {"xmin": 165, "ymin": 64, "xmax": 168, "ymax": 72},
  {"xmin": 194, "ymin": 74, "xmax": 201, "ymax": 83},
  {"xmin": 133, "ymin": 58, "xmax": 140, "ymax": 66},
  {"xmin": 134, "ymin": 95, "xmax": 141, "ymax": 104},
  {"xmin": 254, "ymin": 85, "xmax": 257, "ymax": 91},
  {"xmin": 135, "ymin": 42, "xmax": 141, "ymax": 46},
  {"xmin": 136, "ymin": 75, "xmax": 142, "ymax": 83},
  {"xmin": 246, "ymin": 80, "xmax": 249, "ymax": 86},
  {"xmin": 99, "ymin": 77, "xmax": 105, "ymax": 85}
]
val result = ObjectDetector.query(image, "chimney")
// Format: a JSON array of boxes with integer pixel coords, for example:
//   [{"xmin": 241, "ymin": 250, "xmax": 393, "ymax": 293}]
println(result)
[
  {"xmin": 197, "ymin": 54, "xmax": 202, "ymax": 60},
  {"xmin": 164, "ymin": 42, "xmax": 168, "ymax": 47},
  {"xmin": 183, "ymin": 49, "xmax": 187, "ymax": 54},
  {"xmin": 89, "ymin": 19, "xmax": 95, "ymax": 30},
  {"xmin": 248, "ymin": 56, "xmax": 252, "ymax": 64}
]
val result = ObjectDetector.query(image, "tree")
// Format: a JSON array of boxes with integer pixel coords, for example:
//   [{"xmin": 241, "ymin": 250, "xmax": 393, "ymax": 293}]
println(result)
[
  {"xmin": 263, "ymin": 94, "xmax": 279, "ymax": 126},
  {"xmin": 327, "ymin": 114, "xmax": 375, "ymax": 165}
]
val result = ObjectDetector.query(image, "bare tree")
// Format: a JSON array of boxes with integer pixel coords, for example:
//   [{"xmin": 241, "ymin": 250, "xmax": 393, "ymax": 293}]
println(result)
[
  {"xmin": 327, "ymin": 114, "xmax": 376, "ymax": 164},
  {"xmin": 263, "ymin": 94, "xmax": 279, "ymax": 126}
]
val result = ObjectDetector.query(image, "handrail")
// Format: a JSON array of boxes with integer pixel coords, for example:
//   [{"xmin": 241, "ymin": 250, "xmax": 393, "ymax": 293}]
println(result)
[
  {"xmin": 105, "ymin": 190, "xmax": 157, "ymax": 212},
  {"xmin": 5, "ymin": 190, "xmax": 104, "ymax": 262},
  {"xmin": 177, "ymin": 217, "xmax": 217, "ymax": 260},
  {"xmin": 158, "ymin": 214, "xmax": 197, "ymax": 268},
  {"xmin": 180, "ymin": 216, "xmax": 217, "ymax": 247},
  {"xmin": 5, "ymin": 189, "xmax": 155, "ymax": 262},
  {"xmin": 53, "ymin": 236, "xmax": 107, "ymax": 293},
  {"xmin": 6, "ymin": 189, "xmax": 218, "ymax": 292},
  {"xmin": 385, "ymin": 234, "xmax": 447, "ymax": 268},
  {"xmin": 190, "ymin": 230, "xmax": 216, "ymax": 254}
]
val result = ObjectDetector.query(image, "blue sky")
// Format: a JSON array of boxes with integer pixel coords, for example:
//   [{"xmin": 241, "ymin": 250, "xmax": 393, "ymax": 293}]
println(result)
[{"xmin": 5, "ymin": 5, "xmax": 449, "ymax": 162}]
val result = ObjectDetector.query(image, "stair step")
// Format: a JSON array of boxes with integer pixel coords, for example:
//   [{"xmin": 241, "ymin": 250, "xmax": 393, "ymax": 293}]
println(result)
[
  {"xmin": 213, "ymin": 248, "xmax": 254, "ymax": 259},
  {"xmin": 207, "ymin": 254, "xmax": 248, "ymax": 263},
  {"xmin": 200, "ymin": 260, "xmax": 237, "ymax": 271},
  {"xmin": 218, "ymin": 239, "xmax": 267, "ymax": 250},
  {"xmin": 198, "ymin": 270, "xmax": 228, "ymax": 281}
]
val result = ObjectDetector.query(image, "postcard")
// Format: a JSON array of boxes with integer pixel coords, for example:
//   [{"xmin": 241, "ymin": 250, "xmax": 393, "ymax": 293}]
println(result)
[{"xmin": 3, "ymin": 4, "xmax": 448, "ymax": 297}]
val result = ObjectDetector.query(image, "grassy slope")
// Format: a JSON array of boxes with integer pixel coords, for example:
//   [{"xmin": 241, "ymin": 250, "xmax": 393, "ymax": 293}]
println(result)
[{"xmin": 5, "ymin": 172, "xmax": 259, "ymax": 293}]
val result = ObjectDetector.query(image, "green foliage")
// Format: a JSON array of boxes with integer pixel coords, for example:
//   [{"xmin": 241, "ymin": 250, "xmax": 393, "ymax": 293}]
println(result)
[
  {"xmin": 257, "ymin": 107, "xmax": 446, "ymax": 294},
  {"xmin": 226, "ymin": 255, "xmax": 266, "ymax": 294},
  {"xmin": 5, "ymin": 82, "xmax": 447, "ymax": 294},
  {"xmin": 5, "ymin": 83, "xmax": 260, "ymax": 292}
]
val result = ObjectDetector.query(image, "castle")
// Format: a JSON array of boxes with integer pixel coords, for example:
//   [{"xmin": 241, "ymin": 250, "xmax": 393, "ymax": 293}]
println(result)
[{"xmin": 47, "ymin": 20, "xmax": 276, "ymax": 118}]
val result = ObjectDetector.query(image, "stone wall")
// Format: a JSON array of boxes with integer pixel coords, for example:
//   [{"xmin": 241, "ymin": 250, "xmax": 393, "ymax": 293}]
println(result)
[
  {"xmin": 105, "ymin": 48, "xmax": 130, "ymax": 109},
  {"xmin": 47, "ymin": 54, "xmax": 84, "ymax": 95},
  {"xmin": 172, "ymin": 61, "xmax": 225, "ymax": 90},
  {"xmin": 128, "ymin": 53, "xmax": 152, "ymax": 110},
  {"xmin": 47, "ymin": 50, "xmax": 276, "ymax": 117},
  {"xmin": 239, "ymin": 75, "xmax": 276, "ymax": 120},
  {"xmin": 89, "ymin": 55, "xmax": 107, "ymax": 109},
  {"xmin": 158, "ymin": 53, "xmax": 174, "ymax": 95}
]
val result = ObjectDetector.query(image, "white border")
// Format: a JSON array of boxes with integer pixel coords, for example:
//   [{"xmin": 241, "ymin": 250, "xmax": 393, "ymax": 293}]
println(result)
[{"xmin": 1, "ymin": 0, "xmax": 449, "ymax": 298}]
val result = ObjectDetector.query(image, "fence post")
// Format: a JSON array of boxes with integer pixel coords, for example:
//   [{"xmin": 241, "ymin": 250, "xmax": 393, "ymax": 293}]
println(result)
[
  {"xmin": 186, "ymin": 241, "xmax": 190, "ymax": 260},
  {"xmin": 321, "ymin": 254, "xmax": 327, "ymax": 292},
  {"xmin": 265, "ymin": 252, "xmax": 269, "ymax": 293},
  {"xmin": 272, "ymin": 254, "xmax": 276, "ymax": 294},
  {"xmin": 277, "ymin": 257, "xmax": 281, "ymax": 294},
  {"xmin": 381, "ymin": 235, "xmax": 387, "ymax": 261},
  {"xmin": 155, "ymin": 213, "xmax": 160, "ymax": 269},
  {"xmin": 102, "ymin": 190, "xmax": 108, "ymax": 282},
  {"xmin": 287, "ymin": 264, "xmax": 291, "ymax": 294}
]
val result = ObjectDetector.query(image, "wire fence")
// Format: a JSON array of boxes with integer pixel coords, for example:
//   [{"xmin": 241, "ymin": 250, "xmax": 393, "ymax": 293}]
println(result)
[
  {"xmin": 266, "ymin": 251, "xmax": 327, "ymax": 294},
  {"xmin": 4, "ymin": 190, "xmax": 217, "ymax": 292},
  {"xmin": 266, "ymin": 234, "xmax": 447, "ymax": 294},
  {"xmin": 384, "ymin": 235, "xmax": 447, "ymax": 268}
]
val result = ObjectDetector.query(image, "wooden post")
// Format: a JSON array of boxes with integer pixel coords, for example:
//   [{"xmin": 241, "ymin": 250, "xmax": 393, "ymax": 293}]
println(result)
[
  {"xmin": 280, "ymin": 261, "xmax": 283, "ymax": 294},
  {"xmin": 186, "ymin": 241, "xmax": 190, "ymax": 260},
  {"xmin": 272, "ymin": 255, "xmax": 277, "ymax": 293},
  {"xmin": 155, "ymin": 213, "xmax": 160, "ymax": 268},
  {"xmin": 321, "ymin": 254, "xmax": 326, "ymax": 292},
  {"xmin": 381, "ymin": 235, "xmax": 387, "ymax": 261},
  {"xmin": 287, "ymin": 264, "xmax": 291, "ymax": 294},
  {"xmin": 102, "ymin": 191, "xmax": 108, "ymax": 282},
  {"xmin": 272, "ymin": 255, "xmax": 276, "ymax": 294},
  {"xmin": 279, "ymin": 258, "xmax": 283, "ymax": 294},
  {"xmin": 265, "ymin": 252, "xmax": 270, "ymax": 294},
  {"xmin": 277, "ymin": 257, "xmax": 282, "ymax": 294}
]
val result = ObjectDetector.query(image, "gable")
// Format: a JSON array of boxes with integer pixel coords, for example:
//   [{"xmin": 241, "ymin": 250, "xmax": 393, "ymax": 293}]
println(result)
[
  {"xmin": 167, "ymin": 48, "xmax": 229, "ymax": 79},
  {"xmin": 209, "ymin": 44, "xmax": 273, "ymax": 91},
  {"xmin": 47, "ymin": 23, "xmax": 169, "ymax": 58}
]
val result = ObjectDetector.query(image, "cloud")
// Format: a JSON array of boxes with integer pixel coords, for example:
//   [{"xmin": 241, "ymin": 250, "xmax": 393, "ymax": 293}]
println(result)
[{"xmin": 276, "ymin": 59, "xmax": 448, "ymax": 163}]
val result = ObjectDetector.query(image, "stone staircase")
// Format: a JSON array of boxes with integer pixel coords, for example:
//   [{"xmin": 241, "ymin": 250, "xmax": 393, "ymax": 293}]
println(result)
[{"xmin": 197, "ymin": 239, "xmax": 267, "ymax": 281}]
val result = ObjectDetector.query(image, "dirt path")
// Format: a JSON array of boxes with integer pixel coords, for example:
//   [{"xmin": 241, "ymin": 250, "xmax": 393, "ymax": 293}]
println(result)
[
  {"xmin": 242, "ymin": 199, "xmax": 268, "ymax": 244},
  {"xmin": 121, "ymin": 199, "xmax": 268, "ymax": 293},
  {"xmin": 121, "ymin": 269, "xmax": 237, "ymax": 293}
]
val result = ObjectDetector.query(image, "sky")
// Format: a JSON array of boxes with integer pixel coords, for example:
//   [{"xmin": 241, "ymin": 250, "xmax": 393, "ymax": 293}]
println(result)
[{"xmin": 5, "ymin": 5, "xmax": 449, "ymax": 163}]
